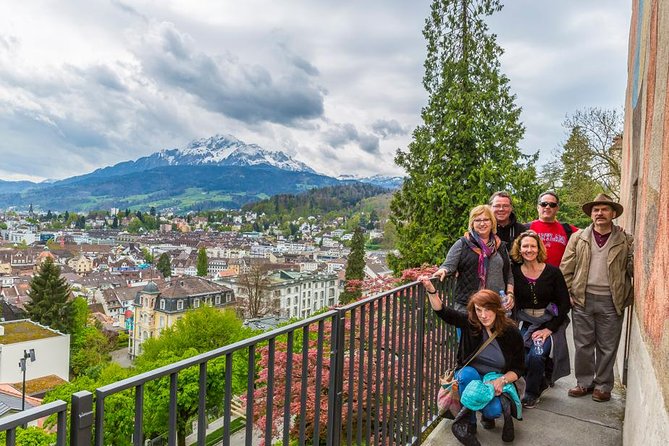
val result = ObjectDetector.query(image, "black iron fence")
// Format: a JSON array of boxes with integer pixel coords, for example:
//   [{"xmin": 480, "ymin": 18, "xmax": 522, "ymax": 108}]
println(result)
[{"xmin": 0, "ymin": 278, "xmax": 457, "ymax": 446}]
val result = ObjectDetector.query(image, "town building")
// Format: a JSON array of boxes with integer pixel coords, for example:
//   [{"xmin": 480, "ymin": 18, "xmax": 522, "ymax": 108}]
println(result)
[{"xmin": 129, "ymin": 277, "xmax": 234, "ymax": 358}]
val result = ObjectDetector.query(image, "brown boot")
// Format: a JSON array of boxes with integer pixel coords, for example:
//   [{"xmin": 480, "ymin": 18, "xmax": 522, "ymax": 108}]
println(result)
[{"xmin": 567, "ymin": 385, "xmax": 594, "ymax": 397}]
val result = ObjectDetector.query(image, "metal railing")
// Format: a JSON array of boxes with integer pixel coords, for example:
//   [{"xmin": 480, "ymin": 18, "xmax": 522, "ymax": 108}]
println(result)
[{"xmin": 0, "ymin": 278, "xmax": 457, "ymax": 446}]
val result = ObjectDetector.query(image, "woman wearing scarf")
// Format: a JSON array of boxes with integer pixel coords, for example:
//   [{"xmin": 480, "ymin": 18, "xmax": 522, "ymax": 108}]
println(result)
[{"xmin": 435, "ymin": 205, "xmax": 515, "ymax": 314}]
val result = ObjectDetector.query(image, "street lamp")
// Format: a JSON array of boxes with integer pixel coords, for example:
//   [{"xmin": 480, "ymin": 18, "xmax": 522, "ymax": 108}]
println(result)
[{"xmin": 18, "ymin": 349, "xmax": 36, "ymax": 411}]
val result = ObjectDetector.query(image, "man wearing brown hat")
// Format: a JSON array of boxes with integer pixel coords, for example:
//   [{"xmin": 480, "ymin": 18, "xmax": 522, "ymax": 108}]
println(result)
[{"xmin": 560, "ymin": 194, "xmax": 634, "ymax": 402}]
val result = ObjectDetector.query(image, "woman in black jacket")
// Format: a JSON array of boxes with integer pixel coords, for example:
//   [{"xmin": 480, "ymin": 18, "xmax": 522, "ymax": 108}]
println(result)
[
  {"xmin": 421, "ymin": 280, "xmax": 525, "ymax": 445},
  {"xmin": 434, "ymin": 205, "xmax": 515, "ymax": 313},
  {"xmin": 510, "ymin": 231, "xmax": 571, "ymax": 408}
]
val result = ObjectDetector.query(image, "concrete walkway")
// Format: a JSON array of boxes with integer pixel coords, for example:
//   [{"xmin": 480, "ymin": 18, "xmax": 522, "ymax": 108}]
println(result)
[{"xmin": 423, "ymin": 324, "xmax": 625, "ymax": 446}]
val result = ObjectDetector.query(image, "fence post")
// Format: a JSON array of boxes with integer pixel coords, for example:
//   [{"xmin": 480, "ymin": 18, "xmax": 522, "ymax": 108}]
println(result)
[
  {"xmin": 326, "ymin": 308, "xmax": 346, "ymax": 445},
  {"xmin": 414, "ymin": 282, "xmax": 427, "ymax": 438},
  {"xmin": 71, "ymin": 391, "xmax": 93, "ymax": 446}
]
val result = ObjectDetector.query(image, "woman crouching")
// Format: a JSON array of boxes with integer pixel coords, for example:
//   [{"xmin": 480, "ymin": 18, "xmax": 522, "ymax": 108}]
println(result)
[{"xmin": 422, "ymin": 281, "xmax": 525, "ymax": 445}]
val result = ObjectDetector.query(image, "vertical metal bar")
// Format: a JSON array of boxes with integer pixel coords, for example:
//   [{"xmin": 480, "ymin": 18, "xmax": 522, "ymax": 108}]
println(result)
[
  {"xmin": 312, "ymin": 320, "xmax": 325, "ymax": 443},
  {"xmin": 388, "ymin": 288, "xmax": 399, "ymax": 442},
  {"xmin": 414, "ymin": 284, "xmax": 426, "ymax": 436},
  {"xmin": 380, "ymin": 294, "xmax": 391, "ymax": 444},
  {"xmin": 94, "ymin": 391, "xmax": 104, "ymax": 446},
  {"xmin": 355, "ymin": 305, "xmax": 366, "ymax": 446},
  {"xmin": 326, "ymin": 311, "xmax": 345, "ymax": 446},
  {"xmin": 346, "ymin": 309, "xmax": 357, "ymax": 446},
  {"xmin": 6, "ymin": 428, "xmax": 16, "ymax": 446},
  {"xmin": 283, "ymin": 332, "xmax": 294, "ymax": 446},
  {"xmin": 365, "ymin": 301, "xmax": 374, "ymax": 442},
  {"xmin": 245, "ymin": 344, "xmax": 256, "ymax": 446},
  {"xmin": 407, "ymin": 285, "xmax": 419, "ymax": 440},
  {"xmin": 134, "ymin": 384, "xmax": 144, "ymax": 446},
  {"xmin": 168, "ymin": 373, "xmax": 178, "ymax": 446},
  {"xmin": 264, "ymin": 338, "xmax": 276, "ymax": 443},
  {"xmin": 223, "ymin": 354, "xmax": 233, "ymax": 446},
  {"xmin": 70, "ymin": 390, "xmax": 93, "ymax": 446},
  {"xmin": 298, "ymin": 326, "xmax": 309, "ymax": 445},
  {"xmin": 197, "ymin": 362, "xmax": 207, "ymax": 446},
  {"xmin": 398, "ymin": 288, "xmax": 408, "ymax": 444},
  {"xmin": 57, "ymin": 408, "xmax": 67, "ymax": 445},
  {"xmin": 373, "ymin": 298, "xmax": 383, "ymax": 444}
]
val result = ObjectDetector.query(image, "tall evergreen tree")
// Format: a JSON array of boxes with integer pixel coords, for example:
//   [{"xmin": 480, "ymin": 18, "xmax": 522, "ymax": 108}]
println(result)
[
  {"xmin": 196, "ymin": 247, "xmax": 208, "ymax": 277},
  {"xmin": 340, "ymin": 227, "xmax": 366, "ymax": 304},
  {"xmin": 157, "ymin": 253, "xmax": 172, "ymax": 278},
  {"xmin": 26, "ymin": 257, "xmax": 74, "ymax": 333},
  {"xmin": 389, "ymin": 0, "xmax": 539, "ymax": 272}
]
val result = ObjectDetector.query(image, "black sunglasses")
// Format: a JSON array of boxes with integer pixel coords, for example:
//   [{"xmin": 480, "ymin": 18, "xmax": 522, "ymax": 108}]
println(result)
[{"xmin": 538, "ymin": 201, "xmax": 558, "ymax": 208}]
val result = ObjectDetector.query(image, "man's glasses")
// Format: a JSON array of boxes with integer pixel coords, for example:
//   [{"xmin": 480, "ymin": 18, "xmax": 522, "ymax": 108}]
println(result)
[
  {"xmin": 538, "ymin": 201, "xmax": 558, "ymax": 208},
  {"xmin": 492, "ymin": 204, "xmax": 511, "ymax": 209}
]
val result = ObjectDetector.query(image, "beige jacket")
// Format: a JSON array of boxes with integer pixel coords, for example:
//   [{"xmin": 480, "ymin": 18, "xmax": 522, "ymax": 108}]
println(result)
[{"xmin": 560, "ymin": 225, "xmax": 634, "ymax": 315}]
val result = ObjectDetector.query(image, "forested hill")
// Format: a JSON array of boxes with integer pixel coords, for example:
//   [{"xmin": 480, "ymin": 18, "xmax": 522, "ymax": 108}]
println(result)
[{"xmin": 243, "ymin": 183, "xmax": 388, "ymax": 220}]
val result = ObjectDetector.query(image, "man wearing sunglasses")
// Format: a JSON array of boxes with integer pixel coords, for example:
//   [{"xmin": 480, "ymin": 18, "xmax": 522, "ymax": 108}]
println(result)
[{"xmin": 527, "ymin": 191, "xmax": 578, "ymax": 267}]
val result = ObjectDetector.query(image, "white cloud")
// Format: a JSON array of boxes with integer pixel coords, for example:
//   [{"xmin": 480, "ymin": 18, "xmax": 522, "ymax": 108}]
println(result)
[{"xmin": 0, "ymin": 0, "xmax": 630, "ymax": 181}]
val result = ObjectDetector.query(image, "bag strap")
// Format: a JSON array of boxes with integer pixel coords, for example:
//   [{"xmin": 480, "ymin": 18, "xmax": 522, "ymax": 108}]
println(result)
[{"xmin": 462, "ymin": 331, "xmax": 498, "ymax": 369}]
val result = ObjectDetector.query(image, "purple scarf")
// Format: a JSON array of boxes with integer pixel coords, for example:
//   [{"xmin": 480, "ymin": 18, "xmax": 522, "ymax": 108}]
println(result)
[{"xmin": 466, "ymin": 231, "xmax": 497, "ymax": 289}]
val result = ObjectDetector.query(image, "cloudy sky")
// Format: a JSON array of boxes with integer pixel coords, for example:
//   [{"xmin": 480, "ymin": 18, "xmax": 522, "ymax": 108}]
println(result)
[{"xmin": 0, "ymin": 0, "xmax": 631, "ymax": 182}]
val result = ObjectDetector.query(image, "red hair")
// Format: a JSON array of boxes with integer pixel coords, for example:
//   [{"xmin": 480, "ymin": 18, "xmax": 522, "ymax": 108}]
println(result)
[{"xmin": 466, "ymin": 289, "xmax": 516, "ymax": 334}]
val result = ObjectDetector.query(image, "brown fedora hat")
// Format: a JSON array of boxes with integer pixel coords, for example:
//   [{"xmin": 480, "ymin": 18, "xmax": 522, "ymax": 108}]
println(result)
[{"xmin": 582, "ymin": 193, "xmax": 624, "ymax": 217}]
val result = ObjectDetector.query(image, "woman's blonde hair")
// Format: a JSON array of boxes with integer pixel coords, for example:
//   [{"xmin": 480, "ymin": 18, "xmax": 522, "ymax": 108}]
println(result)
[
  {"xmin": 467, "ymin": 205, "xmax": 497, "ymax": 235},
  {"xmin": 510, "ymin": 230, "xmax": 548, "ymax": 263}
]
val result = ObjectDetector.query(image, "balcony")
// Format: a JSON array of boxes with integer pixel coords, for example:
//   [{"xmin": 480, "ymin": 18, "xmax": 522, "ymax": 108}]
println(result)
[{"xmin": 0, "ymin": 278, "xmax": 624, "ymax": 445}]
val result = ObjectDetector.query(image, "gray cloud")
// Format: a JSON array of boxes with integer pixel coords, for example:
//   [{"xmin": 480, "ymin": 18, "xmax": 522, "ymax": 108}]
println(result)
[
  {"xmin": 371, "ymin": 119, "xmax": 409, "ymax": 138},
  {"xmin": 134, "ymin": 22, "xmax": 325, "ymax": 126},
  {"xmin": 323, "ymin": 123, "xmax": 380, "ymax": 154}
]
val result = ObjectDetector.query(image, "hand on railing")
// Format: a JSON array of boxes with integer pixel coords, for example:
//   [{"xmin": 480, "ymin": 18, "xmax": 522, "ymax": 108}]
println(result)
[{"xmin": 418, "ymin": 275, "xmax": 443, "ymax": 311}]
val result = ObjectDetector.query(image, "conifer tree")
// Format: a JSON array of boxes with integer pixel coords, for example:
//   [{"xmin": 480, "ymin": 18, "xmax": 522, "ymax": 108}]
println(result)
[
  {"xmin": 389, "ymin": 0, "xmax": 540, "ymax": 272},
  {"xmin": 340, "ymin": 227, "xmax": 366, "ymax": 303},
  {"xmin": 157, "ymin": 253, "xmax": 172, "ymax": 278},
  {"xmin": 196, "ymin": 247, "xmax": 208, "ymax": 277},
  {"xmin": 26, "ymin": 257, "xmax": 74, "ymax": 333}
]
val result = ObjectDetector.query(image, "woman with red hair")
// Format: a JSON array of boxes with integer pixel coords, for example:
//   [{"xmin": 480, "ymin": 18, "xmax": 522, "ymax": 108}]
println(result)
[{"xmin": 421, "ymin": 280, "xmax": 525, "ymax": 445}]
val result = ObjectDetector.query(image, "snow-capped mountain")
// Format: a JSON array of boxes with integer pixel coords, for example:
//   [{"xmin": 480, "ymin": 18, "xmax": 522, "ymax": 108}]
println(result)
[
  {"xmin": 156, "ymin": 134, "xmax": 316, "ymax": 173},
  {"xmin": 337, "ymin": 174, "xmax": 404, "ymax": 189}
]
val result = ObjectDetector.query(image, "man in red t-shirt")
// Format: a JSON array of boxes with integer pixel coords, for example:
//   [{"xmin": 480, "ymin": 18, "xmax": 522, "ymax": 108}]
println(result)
[{"xmin": 527, "ymin": 191, "xmax": 579, "ymax": 267}]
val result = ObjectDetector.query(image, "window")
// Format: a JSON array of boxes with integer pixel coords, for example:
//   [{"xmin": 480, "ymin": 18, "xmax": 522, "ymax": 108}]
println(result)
[
  {"xmin": 193, "ymin": 298, "xmax": 200, "ymax": 308},
  {"xmin": 215, "ymin": 295, "xmax": 221, "ymax": 305},
  {"xmin": 177, "ymin": 300, "xmax": 184, "ymax": 311},
  {"xmin": 160, "ymin": 299, "xmax": 166, "ymax": 310}
]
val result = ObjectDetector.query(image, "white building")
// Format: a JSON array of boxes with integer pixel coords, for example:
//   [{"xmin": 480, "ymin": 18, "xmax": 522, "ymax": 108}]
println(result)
[{"xmin": 0, "ymin": 320, "xmax": 70, "ymax": 383}]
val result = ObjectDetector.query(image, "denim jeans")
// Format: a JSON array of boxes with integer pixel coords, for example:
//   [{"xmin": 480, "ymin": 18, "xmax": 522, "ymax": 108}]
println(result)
[
  {"xmin": 521, "ymin": 327, "xmax": 552, "ymax": 398},
  {"xmin": 457, "ymin": 366, "xmax": 502, "ymax": 423}
]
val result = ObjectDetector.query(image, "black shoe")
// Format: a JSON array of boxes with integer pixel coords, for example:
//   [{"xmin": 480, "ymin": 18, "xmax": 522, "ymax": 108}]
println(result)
[
  {"xmin": 500, "ymin": 395, "xmax": 515, "ymax": 442},
  {"xmin": 522, "ymin": 395, "xmax": 539, "ymax": 409},
  {"xmin": 451, "ymin": 408, "xmax": 481, "ymax": 446},
  {"xmin": 481, "ymin": 416, "xmax": 495, "ymax": 429}
]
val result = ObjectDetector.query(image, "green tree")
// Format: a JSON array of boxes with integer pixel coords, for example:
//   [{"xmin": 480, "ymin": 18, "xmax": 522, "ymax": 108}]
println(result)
[
  {"xmin": 141, "ymin": 247, "xmax": 154, "ymax": 264},
  {"xmin": 157, "ymin": 252, "xmax": 172, "ymax": 278},
  {"xmin": 136, "ymin": 307, "xmax": 254, "ymax": 446},
  {"xmin": 340, "ymin": 227, "xmax": 366, "ymax": 303},
  {"xmin": 388, "ymin": 0, "xmax": 539, "ymax": 272},
  {"xmin": 196, "ymin": 247, "xmax": 208, "ymax": 277},
  {"xmin": 0, "ymin": 427, "xmax": 56, "ymax": 445},
  {"xmin": 562, "ymin": 107, "xmax": 623, "ymax": 199},
  {"xmin": 26, "ymin": 257, "xmax": 74, "ymax": 333}
]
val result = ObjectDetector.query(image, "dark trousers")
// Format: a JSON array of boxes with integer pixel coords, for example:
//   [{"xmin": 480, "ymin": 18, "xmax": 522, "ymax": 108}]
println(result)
[{"xmin": 520, "ymin": 326, "xmax": 552, "ymax": 398}]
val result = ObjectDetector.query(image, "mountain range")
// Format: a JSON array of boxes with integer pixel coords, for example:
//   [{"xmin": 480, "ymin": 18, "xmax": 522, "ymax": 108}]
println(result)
[{"xmin": 0, "ymin": 134, "xmax": 403, "ymax": 212}]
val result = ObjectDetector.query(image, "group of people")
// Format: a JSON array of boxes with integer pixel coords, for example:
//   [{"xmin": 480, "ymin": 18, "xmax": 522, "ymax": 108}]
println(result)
[{"xmin": 421, "ymin": 190, "xmax": 634, "ymax": 445}]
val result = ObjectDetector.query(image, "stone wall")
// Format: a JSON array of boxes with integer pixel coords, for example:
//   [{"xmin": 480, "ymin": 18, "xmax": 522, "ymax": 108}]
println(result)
[{"xmin": 619, "ymin": 0, "xmax": 669, "ymax": 442}]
